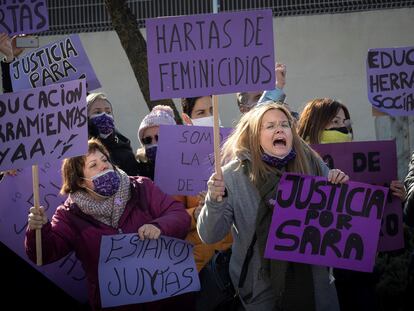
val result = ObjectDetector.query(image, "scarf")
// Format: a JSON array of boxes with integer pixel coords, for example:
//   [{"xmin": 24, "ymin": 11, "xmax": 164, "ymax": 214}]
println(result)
[
  {"xmin": 70, "ymin": 169, "xmax": 131, "ymax": 227},
  {"xmin": 253, "ymin": 152, "xmax": 318, "ymax": 311},
  {"xmin": 261, "ymin": 149, "xmax": 297, "ymax": 169}
]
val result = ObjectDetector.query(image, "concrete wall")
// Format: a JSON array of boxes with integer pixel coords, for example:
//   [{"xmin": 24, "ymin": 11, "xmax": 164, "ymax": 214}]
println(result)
[{"xmin": 6, "ymin": 8, "xmax": 414, "ymax": 171}]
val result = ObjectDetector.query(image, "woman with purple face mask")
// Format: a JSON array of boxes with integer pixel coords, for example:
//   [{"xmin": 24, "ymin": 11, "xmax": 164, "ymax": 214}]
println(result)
[
  {"xmin": 25, "ymin": 138, "xmax": 191, "ymax": 311},
  {"xmin": 87, "ymin": 92, "xmax": 141, "ymax": 176}
]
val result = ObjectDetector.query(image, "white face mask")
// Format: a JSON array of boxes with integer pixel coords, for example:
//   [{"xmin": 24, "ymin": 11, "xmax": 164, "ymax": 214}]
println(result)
[{"xmin": 191, "ymin": 115, "xmax": 221, "ymax": 127}]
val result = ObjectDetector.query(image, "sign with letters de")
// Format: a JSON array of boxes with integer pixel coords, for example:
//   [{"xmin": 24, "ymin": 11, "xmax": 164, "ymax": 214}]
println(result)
[
  {"xmin": 146, "ymin": 10, "xmax": 275, "ymax": 100},
  {"xmin": 312, "ymin": 140, "xmax": 403, "ymax": 252}
]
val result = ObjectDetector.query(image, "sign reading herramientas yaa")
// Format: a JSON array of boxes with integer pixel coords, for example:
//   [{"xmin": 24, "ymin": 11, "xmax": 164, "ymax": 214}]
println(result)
[
  {"xmin": 146, "ymin": 10, "xmax": 275, "ymax": 100},
  {"xmin": 367, "ymin": 46, "xmax": 414, "ymax": 116},
  {"xmin": 0, "ymin": 79, "xmax": 88, "ymax": 171}
]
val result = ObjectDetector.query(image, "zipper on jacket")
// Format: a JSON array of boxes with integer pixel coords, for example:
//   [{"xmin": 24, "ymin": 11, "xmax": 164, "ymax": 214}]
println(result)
[{"xmin": 118, "ymin": 228, "xmax": 123, "ymax": 234}]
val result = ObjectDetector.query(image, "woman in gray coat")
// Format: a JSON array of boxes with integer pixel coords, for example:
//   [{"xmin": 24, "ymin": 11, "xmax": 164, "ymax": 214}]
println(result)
[{"xmin": 197, "ymin": 103, "xmax": 349, "ymax": 311}]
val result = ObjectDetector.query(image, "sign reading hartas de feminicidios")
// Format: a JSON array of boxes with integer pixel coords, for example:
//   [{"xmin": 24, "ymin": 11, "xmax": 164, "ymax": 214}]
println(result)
[{"xmin": 146, "ymin": 10, "xmax": 275, "ymax": 100}]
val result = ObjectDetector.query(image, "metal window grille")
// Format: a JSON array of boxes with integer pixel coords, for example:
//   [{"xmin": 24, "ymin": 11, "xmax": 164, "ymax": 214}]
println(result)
[{"xmin": 43, "ymin": 0, "xmax": 414, "ymax": 35}]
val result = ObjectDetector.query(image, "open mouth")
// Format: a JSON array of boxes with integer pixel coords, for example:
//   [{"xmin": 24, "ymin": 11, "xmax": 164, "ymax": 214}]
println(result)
[{"xmin": 273, "ymin": 138, "xmax": 286, "ymax": 146}]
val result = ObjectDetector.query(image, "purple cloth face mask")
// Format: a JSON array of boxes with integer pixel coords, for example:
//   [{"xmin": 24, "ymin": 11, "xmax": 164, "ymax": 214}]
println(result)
[
  {"xmin": 90, "ymin": 113, "xmax": 115, "ymax": 138},
  {"xmin": 89, "ymin": 169, "xmax": 120, "ymax": 197},
  {"xmin": 145, "ymin": 145, "xmax": 158, "ymax": 163},
  {"xmin": 262, "ymin": 149, "xmax": 297, "ymax": 169}
]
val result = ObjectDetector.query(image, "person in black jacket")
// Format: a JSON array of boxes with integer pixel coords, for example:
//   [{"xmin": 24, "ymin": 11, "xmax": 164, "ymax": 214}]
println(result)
[
  {"xmin": 405, "ymin": 152, "xmax": 414, "ymax": 226},
  {"xmin": 86, "ymin": 92, "xmax": 141, "ymax": 176},
  {"xmin": 404, "ymin": 152, "xmax": 414, "ymax": 311}
]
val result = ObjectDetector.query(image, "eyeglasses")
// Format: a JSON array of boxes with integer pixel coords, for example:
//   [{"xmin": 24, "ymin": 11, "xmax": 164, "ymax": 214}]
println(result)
[
  {"xmin": 142, "ymin": 135, "xmax": 158, "ymax": 145},
  {"xmin": 262, "ymin": 120, "xmax": 292, "ymax": 131}
]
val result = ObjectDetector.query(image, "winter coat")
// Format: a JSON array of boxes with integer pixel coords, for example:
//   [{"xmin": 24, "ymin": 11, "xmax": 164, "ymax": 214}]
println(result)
[
  {"xmin": 404, "ymin": 151, "xmax": 414, "ymax": 226},
  {"xmin": 175, "ymin": 194, "xmax": 232, "ymax": 272},
  {"xmin": 25, "ymin": 176, "xmax": 191, "ymax": 310},
  {"xmin": 197, "ymin": 159, "xmax": 339, "ymax": 311}
]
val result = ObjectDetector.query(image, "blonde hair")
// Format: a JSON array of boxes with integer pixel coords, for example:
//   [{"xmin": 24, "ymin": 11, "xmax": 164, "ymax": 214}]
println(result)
[{"xmin": 222, "ymin": 102, "xmax": 323, "ymax": 185}]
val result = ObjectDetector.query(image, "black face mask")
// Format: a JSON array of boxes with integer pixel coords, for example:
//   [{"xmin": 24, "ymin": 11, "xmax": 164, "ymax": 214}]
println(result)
[{"xmin": 326, "ymin": 126, "xmax": 350, "ymax": 135}]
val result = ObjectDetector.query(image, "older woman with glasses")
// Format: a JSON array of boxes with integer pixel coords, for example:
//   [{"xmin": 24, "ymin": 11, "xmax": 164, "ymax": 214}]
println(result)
[{"xmin": 198, "ymin": 103, "xmax": 349, "ymax": 311}]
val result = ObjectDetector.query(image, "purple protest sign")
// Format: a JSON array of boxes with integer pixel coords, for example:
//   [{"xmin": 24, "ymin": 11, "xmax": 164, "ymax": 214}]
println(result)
[
  {"xmin": 312, "ymin": 140, "xmax": 403, "ymax": 251},
  {"xmin": 154, "ymin": 125, "xmax": 232, "ymax": 196},
  {"xmin": 0, "ymin": 79, "xmax": 88, "ymax": 171},
  {"xmin": 0, "ymin": 162, "xmax": 87, "ymax": 302},
  {"xmin": 99, "ymin": 234, "xmax": 199, "ymax": 307},
  {"xmin": 10, "ymin": 34, "xmax": 101, "ymax": 92},
  {"xmin": 264, "ymin": 173, "xmax": 388, "ymax": 272},
  {"xmin": 367, "ymin": 46, "xmax": 414, "ymax": 116},
  {"xmin": 0, "ymin": 0, "xmax": 49, "ymax": 36},
  {"xmin": 146, "ymin": 10, "xmax": 275, "ymax": 100}
]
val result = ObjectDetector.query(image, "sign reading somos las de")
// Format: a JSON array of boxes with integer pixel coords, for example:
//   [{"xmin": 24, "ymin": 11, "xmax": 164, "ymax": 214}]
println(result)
[
  {"xmin": 146, "ymin": 9, "xmax": 275, "ymax": 100},
  {"xmin": 264, "ymin": 173, "xmax": 388, "ymax": 272},
  {"xmin": 98, "ymin": 234, "xmax": 200, "ymax": 307},
  {"xmin": 154, "ymin": 125, "xmax": 232, "ymax": 196},
  {"xmin": 11, "ymin": 34, "xmax": 101, "ymax": 92},
  {"xmin": 0, "ymin": 79, "xmax": 88, "ymax": 171},
  {"xmin": 0, "ymin": 0, "xmax": 49, "ymax": 36},
  {"xmin": 367, "ymin": 46, "xmax": 414, "ymax": 116},
  {"xmin": 311, "ymin": 140, "xmax": 403, "ymax": 252}
]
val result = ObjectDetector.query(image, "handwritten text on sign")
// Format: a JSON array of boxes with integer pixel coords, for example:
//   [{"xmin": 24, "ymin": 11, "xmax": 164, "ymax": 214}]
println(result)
[
  {"xmin": 367, "ymin": 46, "xmax": 414, "ymax": 116},
  {"xmin": 11, "ymin": 34, "xmax": 101, "ymax": 92},
  {"xmin": 154, "ymin": 125, "xmax": 232, "ymax": 196},
  {"xmin": 312, "ymin": 140, "xmax": 403, "ymax": 252},
  {"xmin": 0, "ymin": 162, "xmax": 87, "ymax": 302},
  {"xmin": 0, "ymin": 79, "xmax": 88, "ymax": 171},
  {"xmin": 99, "ymin": 234, "xmax": 200, "ymax": 307},
  {"xmin": 0, "ymin": 0, "xmax": 49, "ymax": 35},
  {"xmin": 146, "ymin": 10, "xmax": 275, "ymax": 100},
  {"xmin": 264, "ymin": 173, "xmax": 388, "ymax": 272}
]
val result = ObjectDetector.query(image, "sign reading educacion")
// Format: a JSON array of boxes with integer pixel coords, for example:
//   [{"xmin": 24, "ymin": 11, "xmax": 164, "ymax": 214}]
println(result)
[
  {"xmin": 11, "ymin": 34, "xmax": 101, "ymax": 92},
  {"xmin": 0, "ymin": 79, "xmax": 88, "ymax": 171},
  {"xmin": 264, "ymin": 173, "xmax": 388, "ymax": 272},
  {"xmin": 312, "ymin": 140, "xmax": 403, "ymax": 252},
  {"xmin": 0, "ymin": 0, "xmax": 49, "ymax": 36},
  {"xmin": 146, "ymin": 10, "xmax": 275, "ymax": 100},
  {"xmin": 367, "ymin": 46, "xmax": 414, "ymax": 116},
  {"xmin": 154, "ymin": 125, "xmax": 232, "ymax": 196},
  {"xmin": 99, "ymin": 234, "xmax": 200, "ymax": 307}
]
